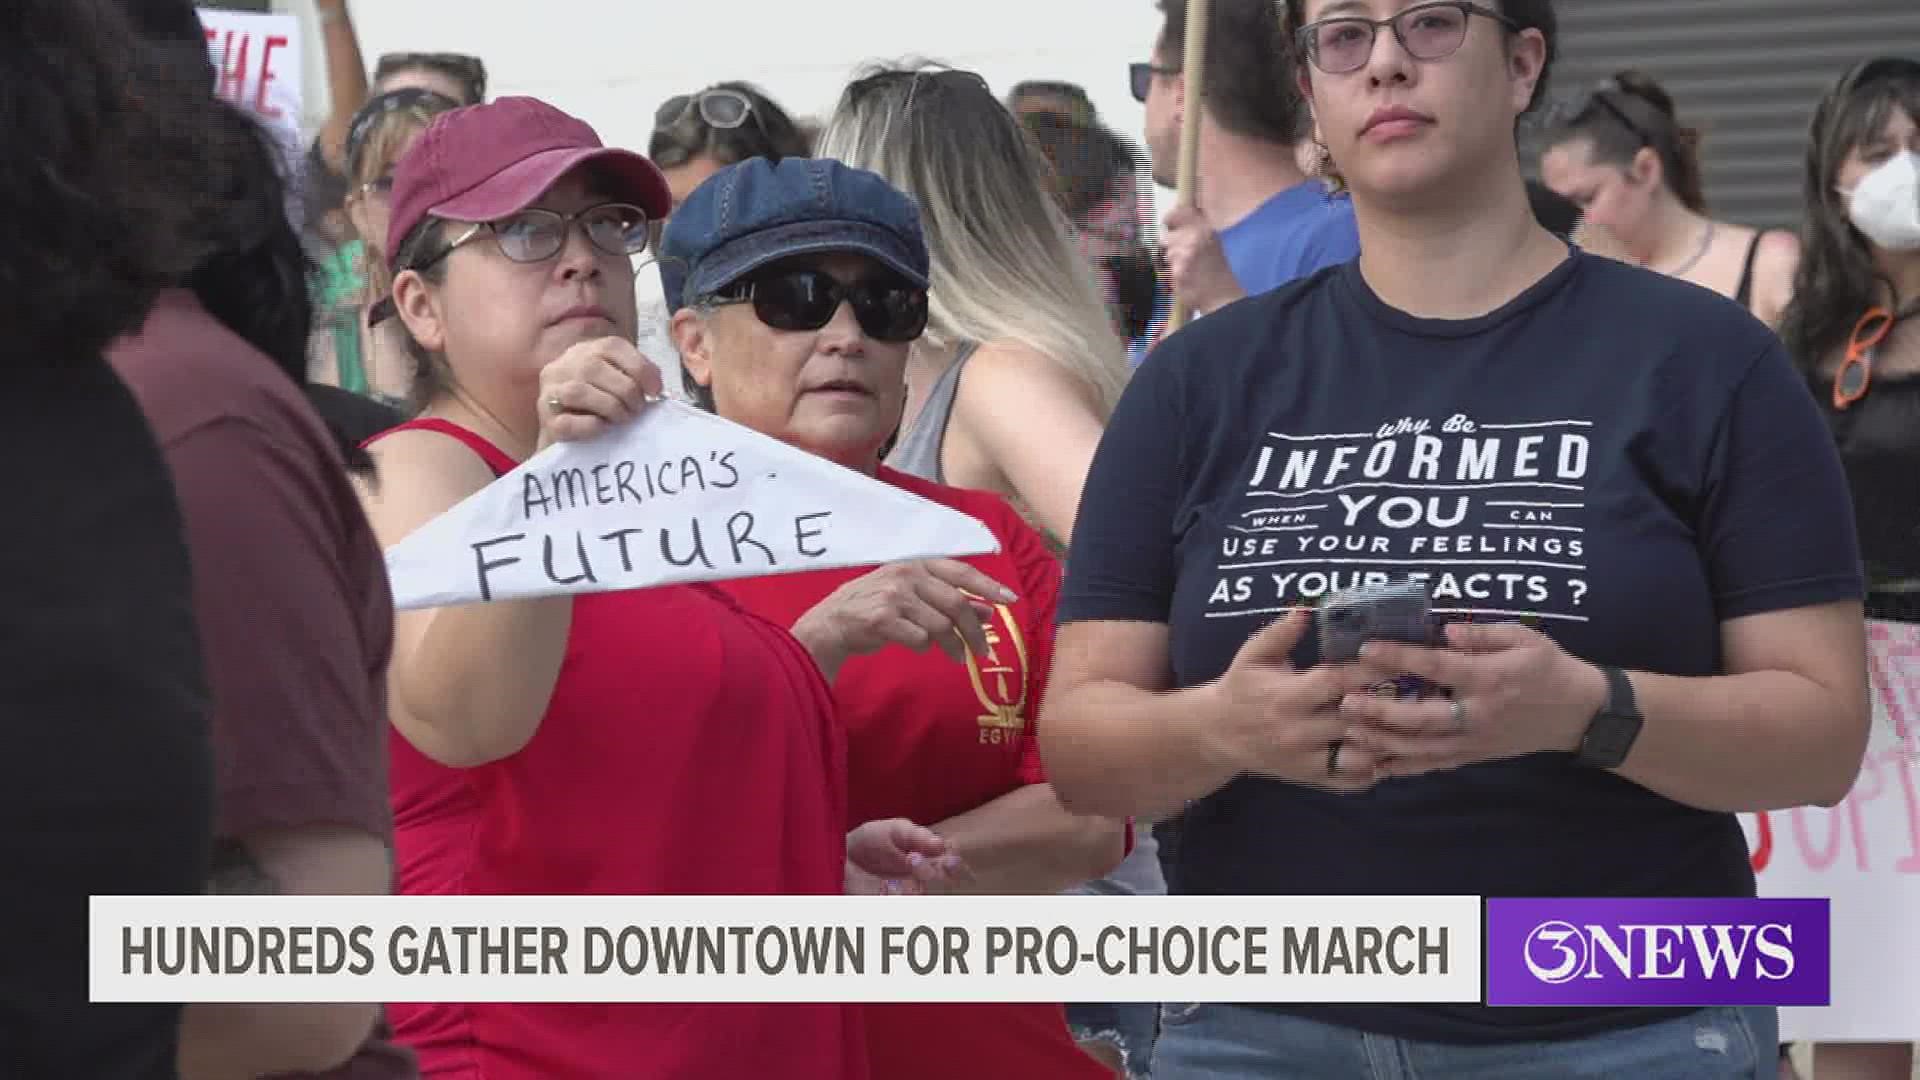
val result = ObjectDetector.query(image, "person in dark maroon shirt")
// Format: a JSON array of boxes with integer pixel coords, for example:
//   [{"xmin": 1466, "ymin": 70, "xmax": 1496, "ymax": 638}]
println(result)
[{"xmin": 109, "ymin": 2, "xmax": 414, "ymax": 1076}]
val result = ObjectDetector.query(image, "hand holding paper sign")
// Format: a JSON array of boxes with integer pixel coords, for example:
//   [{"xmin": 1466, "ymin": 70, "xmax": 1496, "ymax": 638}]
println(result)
[
  {"xmin": 790, "ymin": 560, "xmax": 1017, "ymax": 682},
  {"xmin": 536, "ymin": 336, "xmax": 666, "ymax": 450}
]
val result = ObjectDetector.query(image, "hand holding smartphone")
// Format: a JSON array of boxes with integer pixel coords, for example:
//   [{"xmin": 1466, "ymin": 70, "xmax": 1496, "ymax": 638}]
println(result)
[{"xmin": 1317, "ymin": 580, "xmax": 1434, "ymax": 663}]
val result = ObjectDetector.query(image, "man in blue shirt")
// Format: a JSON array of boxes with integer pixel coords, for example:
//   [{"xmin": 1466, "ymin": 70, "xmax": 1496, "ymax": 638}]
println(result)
[{"xmin": 1135, "ymin": 0, "xmax": 1360, "ymax": 317}]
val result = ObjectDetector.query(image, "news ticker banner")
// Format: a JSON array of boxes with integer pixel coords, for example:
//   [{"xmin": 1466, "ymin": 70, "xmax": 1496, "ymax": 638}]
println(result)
[
  {"xmin": 93, "ymin": 895, "xmax": 1475, "ymax": 1004},
  {"xmin": 1742, "ymin": 619, "xmax": 1920, "ymax": 1041},
  {"xmin": 91, "ymin": 895, "xmax": 1831, "ymax": 1008}
]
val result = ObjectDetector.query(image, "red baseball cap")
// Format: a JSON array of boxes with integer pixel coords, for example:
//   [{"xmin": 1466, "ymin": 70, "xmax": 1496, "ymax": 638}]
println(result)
[{"xmin": 385, "ymin": 96, "xmax": 671, "ymax": 269}]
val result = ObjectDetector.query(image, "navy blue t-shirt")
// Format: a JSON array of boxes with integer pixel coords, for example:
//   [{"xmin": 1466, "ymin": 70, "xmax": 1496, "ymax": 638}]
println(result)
[{"xmin": 1058, "ymin": 251, "xmax": 1863, "ymax": 1044}]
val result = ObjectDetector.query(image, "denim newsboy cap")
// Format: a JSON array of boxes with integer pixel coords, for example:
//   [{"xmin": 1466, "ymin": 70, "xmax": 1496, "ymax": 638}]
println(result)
[{"xmin": 658, "ymin": 157, "xmax": 931, "ymax": 312}]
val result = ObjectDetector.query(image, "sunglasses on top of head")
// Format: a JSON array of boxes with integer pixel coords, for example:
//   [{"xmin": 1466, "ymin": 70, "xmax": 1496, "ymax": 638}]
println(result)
[
  {"xmin": 704, "ymin": 268, "xmax": 929, "ymax": 342},
  {"xmin": 376, "ymin": 52, "xmax": 486, "ymax": 103},
  {"xmin": 1295, "ymin": 1, "xmax": 1519, "ymax": 75},
  {"xmin": 655, "ymin": 88, "xmax": 763, "ymax": 134},
  {"xmin": 846, "ymin": 68, "xmax": 992, "ymax": 107}
]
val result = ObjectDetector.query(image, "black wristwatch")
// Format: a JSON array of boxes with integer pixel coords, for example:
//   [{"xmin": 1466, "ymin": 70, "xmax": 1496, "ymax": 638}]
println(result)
[{"xmin": 1575, "ymin": 665, "xmax": 1642, "ymax": 769}]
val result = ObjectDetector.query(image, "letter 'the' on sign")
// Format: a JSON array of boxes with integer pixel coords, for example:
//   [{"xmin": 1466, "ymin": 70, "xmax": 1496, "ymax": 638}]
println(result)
[{"xmin": 381, "ymin": 401, "xmax": 1001, "ymax": 610}]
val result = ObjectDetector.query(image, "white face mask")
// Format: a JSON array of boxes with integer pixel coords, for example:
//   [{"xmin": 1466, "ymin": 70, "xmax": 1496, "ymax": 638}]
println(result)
[{"xmin": 1842, "ymin": 151, "xmax": 1920, "ymax": 252}]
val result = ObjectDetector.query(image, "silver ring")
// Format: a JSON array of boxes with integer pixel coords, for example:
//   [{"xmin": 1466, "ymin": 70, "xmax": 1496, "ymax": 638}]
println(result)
[
  {"xmin": 546, "ymin": 395, "xmax": 565, "ymax": 411},
  {"xmin": 1449, "ymin": 697, "xmax": 1467, "ymax": 735}
]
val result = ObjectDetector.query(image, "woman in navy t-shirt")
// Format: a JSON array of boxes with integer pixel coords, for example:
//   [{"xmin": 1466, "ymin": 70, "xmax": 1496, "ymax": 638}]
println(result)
[{"xmin": 1041, "ymin": 2, "xmax": 1869, "ymax": 1077}]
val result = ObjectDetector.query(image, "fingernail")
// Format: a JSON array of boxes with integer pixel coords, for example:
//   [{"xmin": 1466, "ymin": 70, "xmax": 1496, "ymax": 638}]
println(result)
[
  {"xmin": 907, "ymin": 853, "xmax": 925, "ymax": 869},
  {"xmin": 998, "ymin": 587, "xmax": 1018, "ymax": 602},
  {"xmin": 941, "ymin": 855, "xmax": 964, "ymax": 872},
  {"xmin": 885, "ymin": 880, "xmax": 902, "ymax": 895}
]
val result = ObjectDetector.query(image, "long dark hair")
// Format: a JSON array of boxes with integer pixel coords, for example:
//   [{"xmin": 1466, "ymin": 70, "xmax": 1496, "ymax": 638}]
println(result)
[
  {"xmin": 1780, "ymin": 58, "xmax": 1920, "ymax": 373},
  {"xmin": 1542, "ymin": 70, "xmax": 1707, "ymax": 214},
  {"xmin": 0, "ymin": 0, "xmax": 200, "ymax": 365}
]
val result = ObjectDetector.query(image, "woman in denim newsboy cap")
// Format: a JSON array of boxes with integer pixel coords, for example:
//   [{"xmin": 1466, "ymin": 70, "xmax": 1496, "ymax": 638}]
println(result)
[{"xmin": 663, "ymin": 157, "xmax": 1130, "ymax": 1080}]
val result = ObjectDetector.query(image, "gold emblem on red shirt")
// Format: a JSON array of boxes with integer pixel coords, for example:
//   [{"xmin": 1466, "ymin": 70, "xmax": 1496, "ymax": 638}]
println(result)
[{"xmin": 968, "ymin": 603, "xmax": 1029, "ymax": 745}]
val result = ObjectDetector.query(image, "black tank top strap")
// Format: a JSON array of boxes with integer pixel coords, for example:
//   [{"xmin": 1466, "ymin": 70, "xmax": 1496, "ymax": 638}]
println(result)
[{"xmin": 1734, "ymin": 229, "xmax": 1773, "ymax": 309}]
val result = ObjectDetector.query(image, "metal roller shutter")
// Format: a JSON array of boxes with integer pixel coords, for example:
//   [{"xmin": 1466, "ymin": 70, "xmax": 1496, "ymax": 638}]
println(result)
[{"xmin": 1523, "ymin": 0, "xmax": 1920, "ymax": 230}]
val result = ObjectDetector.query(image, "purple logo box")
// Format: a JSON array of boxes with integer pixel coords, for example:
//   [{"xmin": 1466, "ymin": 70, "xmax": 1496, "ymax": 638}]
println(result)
[{"xmin": 1485, "ymin": 898, "xmax": 1830, "ymax": 1007}]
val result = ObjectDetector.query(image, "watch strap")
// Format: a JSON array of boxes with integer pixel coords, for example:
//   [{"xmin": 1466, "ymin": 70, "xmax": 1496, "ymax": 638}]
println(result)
[
  {"xmin": 1599, "ymin": 663, "xmax": 1634, "ymax": 716},
  {"xmin": 1576, "ymin": 664, "xmax": 1643, "ymax": 768}
]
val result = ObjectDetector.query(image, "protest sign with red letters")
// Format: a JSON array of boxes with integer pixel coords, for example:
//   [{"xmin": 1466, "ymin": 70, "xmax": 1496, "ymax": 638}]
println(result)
[
  {"xmin": 199, "ymin": 9, "xmax": 303, "ymax": 133},
  {"xmin": 1743, "ymin": 619, "xmax": 1920, "ymax": 1041}
]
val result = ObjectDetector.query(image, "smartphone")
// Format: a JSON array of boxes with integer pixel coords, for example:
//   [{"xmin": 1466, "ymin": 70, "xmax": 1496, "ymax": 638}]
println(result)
[{"xmin": 1316, "ymin": 579, "xmax": 1434, "ymax": 663}]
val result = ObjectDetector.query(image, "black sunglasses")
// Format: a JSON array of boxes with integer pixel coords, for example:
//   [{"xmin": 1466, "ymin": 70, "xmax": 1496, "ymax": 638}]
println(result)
[
  {"xmin": 705, "ymin": 268, "xmax": 929, "ymax": 342},
  {"xmin": 847, "ymin": 68, "xmax": 992, "ymax": 107},
  {"xmin": 1129, "ymin": 62, "xmax": 1179, "ymax": 104}
]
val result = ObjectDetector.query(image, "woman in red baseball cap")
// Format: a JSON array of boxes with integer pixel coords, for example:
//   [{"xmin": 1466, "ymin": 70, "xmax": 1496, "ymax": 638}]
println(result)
[{"xmin": 358, "ymin": 95, "xmax": 952, "ymax": 1079}]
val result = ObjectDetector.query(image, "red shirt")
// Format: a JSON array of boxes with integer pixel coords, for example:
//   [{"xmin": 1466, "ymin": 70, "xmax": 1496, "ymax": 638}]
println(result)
[
  {"xmin": 718, "ymin": 466, "xmax": 1110, "ymax": 1080},
  {"xmin": 369, "ymin": 419, "xmax": 864, "ymax": 1080}
]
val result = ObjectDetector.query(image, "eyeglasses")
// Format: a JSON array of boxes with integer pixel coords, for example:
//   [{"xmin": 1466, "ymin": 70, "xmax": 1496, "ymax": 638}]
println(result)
[
  {"xmin": 655, "ymin": 89, "xmax": 762, "ymax": 134},
  {"xmin": 1295, "ymin": 1, "xmax": 1519, "ymax": 76},
  {"xmin": 1834, "ymin": 308, "xmax": 1895, "ymax": 410},
  {"xmin": 1128, "ymin": 62, "xmax": 1179, "ymax": 103},
  {"xmin": 410, "ymin": 202, "xmax": 649, "ymax": 274},
  {"xmin": 704, "ymin": 268, "xmax": 929, "ymax": 342}
]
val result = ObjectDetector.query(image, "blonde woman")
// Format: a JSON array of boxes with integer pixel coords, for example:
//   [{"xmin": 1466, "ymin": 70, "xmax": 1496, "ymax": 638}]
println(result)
[
  {"xmin": 813, "ymin": 62, "xmax": 1131, "ymax": 545},
  {"xmin": 309, "ymin": 87, "xmax": 461, "ymax": 407},
  {"xmin": 815, "ymin": 62, "xmax": 1155, "ymax": 1076}
]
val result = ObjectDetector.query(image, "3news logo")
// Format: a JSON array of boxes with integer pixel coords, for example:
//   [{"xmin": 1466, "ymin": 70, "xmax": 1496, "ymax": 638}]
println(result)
[{"xmin": 1484, "ymin": 898, "xmax": 1830, "ymax": 1007}]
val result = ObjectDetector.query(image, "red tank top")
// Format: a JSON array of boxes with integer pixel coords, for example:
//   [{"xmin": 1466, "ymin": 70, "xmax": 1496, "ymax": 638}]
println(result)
[{"xmin": 369, "ymin": 419, "xmax": 865, "ymax": 1080}]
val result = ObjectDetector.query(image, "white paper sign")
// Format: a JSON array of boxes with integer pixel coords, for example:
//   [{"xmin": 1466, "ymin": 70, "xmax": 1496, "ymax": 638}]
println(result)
[
  {"xmin": 199, "ymin": 10, "xmax": 303, "ymax": 133},
  {"xmin": 383, "ymin": 402, "xmax": 1001, "ymax": 611},
  {"xmin": 1742, "ymin": 619, "xmax": 1920, "ymax": 1042}
]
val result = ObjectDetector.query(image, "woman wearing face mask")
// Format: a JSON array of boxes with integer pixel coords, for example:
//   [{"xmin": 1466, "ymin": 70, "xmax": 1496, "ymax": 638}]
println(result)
[
  {"xmin": 358, "ymin": 97, "xmax": 949, "ymax": 1079},
  {"xmin": 1776, "ymin": 55, "xmax": 1920, "ymax": 1080},
  {"xmin": 1041, "ymin": 1, "xmax": 1870, "ymax": 1075},
  {"xmin": 1539, "ymin": 70, "xmax": 1800, "ymax": 328},
  {"xmin": 665, "ymin": 154, "xmax": 1127, "ymax": 1080}
]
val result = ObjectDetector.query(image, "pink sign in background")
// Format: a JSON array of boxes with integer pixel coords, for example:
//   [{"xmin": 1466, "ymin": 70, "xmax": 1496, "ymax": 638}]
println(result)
[{"xmin": 1742, "ymin": 620, "xmax": 1920, "ymax": 1041}]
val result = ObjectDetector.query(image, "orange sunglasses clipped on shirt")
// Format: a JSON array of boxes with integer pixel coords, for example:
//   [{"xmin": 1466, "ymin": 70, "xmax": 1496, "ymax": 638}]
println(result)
[{"xmin": 1833, "ymin": 307, "xmax": 1895, "ymax": 411}]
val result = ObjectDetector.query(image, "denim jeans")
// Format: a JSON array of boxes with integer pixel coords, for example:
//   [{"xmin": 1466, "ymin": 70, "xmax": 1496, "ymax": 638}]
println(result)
[
  {"xmin": 1065, "ymin": 830, "xmax": 1167, "ymax": 1077},
  {"xmin": 1152, "ymin": 1003, "xmax": 1777, "ymax": 1079}
]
